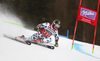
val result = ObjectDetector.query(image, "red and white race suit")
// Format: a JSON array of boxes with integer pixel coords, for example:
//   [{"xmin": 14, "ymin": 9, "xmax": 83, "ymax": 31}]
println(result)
[{"xmin": 32, "ymin": 22, "xmax": 59, "ymax": 43}]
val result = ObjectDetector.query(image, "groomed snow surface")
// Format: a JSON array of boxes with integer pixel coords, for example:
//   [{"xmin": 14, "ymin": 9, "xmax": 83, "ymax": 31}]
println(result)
[
  {"xmin": 0, "ymin": 6, "xmax": 100, "ymax": 61},
  {"xmin": 0, "ymin": 21, "xmax": 100, "ymax": 61}
]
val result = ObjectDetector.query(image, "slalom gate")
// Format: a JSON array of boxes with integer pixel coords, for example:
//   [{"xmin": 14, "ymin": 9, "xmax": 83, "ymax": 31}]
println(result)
[{"xmin": 71, "ymin": 0, "xmax": 100, "ymax": 54}]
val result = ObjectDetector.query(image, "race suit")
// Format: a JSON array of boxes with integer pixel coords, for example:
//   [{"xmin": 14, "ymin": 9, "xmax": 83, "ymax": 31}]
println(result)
[{"xmin": 31, "ymin": 22, "xmax": 59, "ymax": 43}]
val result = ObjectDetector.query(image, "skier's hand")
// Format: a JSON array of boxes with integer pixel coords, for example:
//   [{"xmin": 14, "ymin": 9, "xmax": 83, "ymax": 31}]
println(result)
[
  {"xmin": 35, "ymin": 26, "xmax": 39, "ymax": 31},
  {"xmin": 55, "ymin": 44, "xmax": 58, "ymax": 47},
  {"xmin": 55, "ymin": 41, "xmax": 58, "ymax": 47}
]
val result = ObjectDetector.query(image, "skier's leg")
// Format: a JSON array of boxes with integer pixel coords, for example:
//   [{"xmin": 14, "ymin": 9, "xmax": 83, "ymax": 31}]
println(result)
[
  {"xmin": 42, "ymin": 37, "xmax": 51, "ymax": 43},
  {"xmin": 31, "ymin": 32, "xmax": 51, "ymax": 43},
  {"xmin": 36, "ymin": 32, "xmax": 52, "ymax": 43},
  {"xmin": 31, "ymin": 32, "xmax": 43, "ymax": 42}
]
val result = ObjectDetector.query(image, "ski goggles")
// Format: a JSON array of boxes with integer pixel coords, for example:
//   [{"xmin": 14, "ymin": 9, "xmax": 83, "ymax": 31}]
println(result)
[{"xmin": 55, "ymin": 24, "xmax": 60, "ymax": 28}]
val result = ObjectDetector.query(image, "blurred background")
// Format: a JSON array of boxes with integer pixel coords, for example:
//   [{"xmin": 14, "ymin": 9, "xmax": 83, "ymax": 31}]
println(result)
[{"xmin": 0, "ymin": 0, "xmax": 100, "ymax": 45}]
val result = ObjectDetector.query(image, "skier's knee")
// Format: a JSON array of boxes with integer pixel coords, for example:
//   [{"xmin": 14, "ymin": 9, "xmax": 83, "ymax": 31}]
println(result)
[{"xmin": 42, "ymin": 38, "xmax": 51, "ymax": 43}]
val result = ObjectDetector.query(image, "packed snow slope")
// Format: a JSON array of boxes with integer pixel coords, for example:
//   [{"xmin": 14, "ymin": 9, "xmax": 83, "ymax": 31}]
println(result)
[{"xmin": 0, "ymin": 5, "xmax": 100, "ymax": 61}]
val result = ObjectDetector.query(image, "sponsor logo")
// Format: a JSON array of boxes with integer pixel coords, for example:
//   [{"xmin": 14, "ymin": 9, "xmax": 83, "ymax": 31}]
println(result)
[{"xmin": 80, "ymin": 8, "xmax": 96, "ymax": 20}]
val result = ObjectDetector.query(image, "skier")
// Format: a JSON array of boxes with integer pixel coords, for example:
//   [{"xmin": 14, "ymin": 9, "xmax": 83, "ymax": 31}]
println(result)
[{"xmin": 21, "ymin": 19, "xmax": 60, "ymax": 47}]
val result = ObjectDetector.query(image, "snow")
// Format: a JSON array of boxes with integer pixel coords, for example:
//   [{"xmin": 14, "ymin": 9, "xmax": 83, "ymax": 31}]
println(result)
[
  {"xmin": 0, "ymin": 5, "xmax": 100, "ymax": 61},
  {"xmin": 0, "ymin": 23, "xmax": 100, "ymax": 61}
]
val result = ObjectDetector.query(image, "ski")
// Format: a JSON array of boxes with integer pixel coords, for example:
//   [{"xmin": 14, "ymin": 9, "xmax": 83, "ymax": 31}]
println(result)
[
  {"xmin": 31, "ymin": 41, "xmax": 55, "ymax": 49},
  {"xmin": 4, "ymin": 34, "xmax": 55, "ymax": 49},
  {"xmin": 4, "ymin": 34, "xmax": 27, "ymax": 45}
]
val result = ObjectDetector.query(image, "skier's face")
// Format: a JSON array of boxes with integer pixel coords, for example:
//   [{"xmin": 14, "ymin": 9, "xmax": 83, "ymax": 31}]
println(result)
[
  {"xmin": 53, "ymin": 24, "xmax": 60, "ymax": 30},
  {"xmin": 54, "ymin": 26, "xmax": 58, "ymax": 30}
]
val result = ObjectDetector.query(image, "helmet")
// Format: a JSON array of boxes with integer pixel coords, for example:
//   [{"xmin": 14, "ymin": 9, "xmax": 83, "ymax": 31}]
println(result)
[{"xmin": 52, "ymin": 19, "xmax": 60, "ymax": 28}]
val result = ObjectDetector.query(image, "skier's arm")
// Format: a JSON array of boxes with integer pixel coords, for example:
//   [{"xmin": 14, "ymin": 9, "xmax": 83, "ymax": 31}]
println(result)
[
  {"xmin": 37, "ymin": 24, "xmax": 45, "ymax": 29},
  {"xmin": 36, "ymin": 23, "xmax": 49, "ymax": 30},
  {"xmin": 35, "ymin": 23, "xmax": 46, "ymax": 31}
]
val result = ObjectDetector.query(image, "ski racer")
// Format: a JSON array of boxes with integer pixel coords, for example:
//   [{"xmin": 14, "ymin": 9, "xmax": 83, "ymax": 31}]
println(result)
[{"xmin": 21, "ymin": 19, "xmax": 60, "ymax": 47}]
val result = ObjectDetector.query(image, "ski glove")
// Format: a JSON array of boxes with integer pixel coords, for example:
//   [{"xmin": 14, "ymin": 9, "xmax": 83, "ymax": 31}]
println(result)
[{"xmin": 55, "ymin": 41, "xmax": 58, "ymax": 47}]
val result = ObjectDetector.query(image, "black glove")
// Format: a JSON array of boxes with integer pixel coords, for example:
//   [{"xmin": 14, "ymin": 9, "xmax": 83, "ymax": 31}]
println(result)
[{"xmin": 55, "ymin": 41, "xmax": 58, "ymax": 47}]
